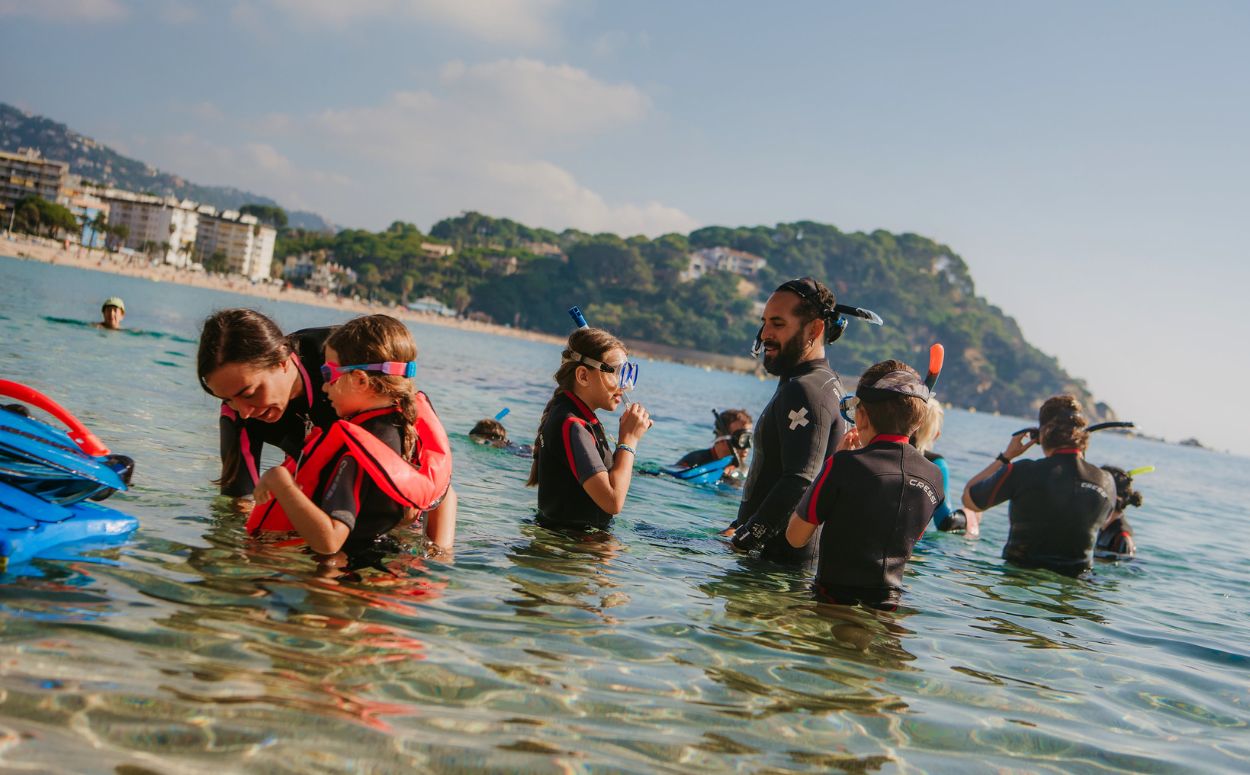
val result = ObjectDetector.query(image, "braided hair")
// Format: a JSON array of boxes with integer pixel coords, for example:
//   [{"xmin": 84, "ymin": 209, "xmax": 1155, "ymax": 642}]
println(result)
[
  {"xmin": 1038, "ymin": 395, "xmax": 1090, "ymax": 451},
  {"xmin": 1101, "ymin": 465, "xmax": 1144, "ymax": 513},
  {"xmin": 325, "ymin": 315, "xmax": 420, "ymax": 460}
]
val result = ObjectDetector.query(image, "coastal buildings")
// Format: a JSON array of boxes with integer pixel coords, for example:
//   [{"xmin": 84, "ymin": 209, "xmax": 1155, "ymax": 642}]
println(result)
[
  {"xmin": 680, "ymin": 246, "xmax": 767, "ymax": 282},
  {"xmin": 100, "ymin": 189, "xmax": 199, "ymax": 266},
  {"xmin": 97, "ymin": 189, "xmax": 276, "ymax": 278},
  {"xmin": 0, "ymin": 148, "xmax": 68, "ymax": 221},
  {"xmin": 196, "ymin": 208, "xmax": 276, "ymax": 281}
]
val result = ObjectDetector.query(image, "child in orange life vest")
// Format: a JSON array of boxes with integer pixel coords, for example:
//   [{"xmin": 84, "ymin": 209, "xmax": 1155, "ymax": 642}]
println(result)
[{"xmin": 253, "ymin": 315, "xmax": 456, "ymax": 556}]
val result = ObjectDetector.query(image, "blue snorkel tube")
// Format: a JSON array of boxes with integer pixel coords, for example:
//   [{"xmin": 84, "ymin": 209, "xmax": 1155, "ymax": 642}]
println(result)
[{"xmin": 568, "ymin": 306, "xmax": 589, "ymax": 329}]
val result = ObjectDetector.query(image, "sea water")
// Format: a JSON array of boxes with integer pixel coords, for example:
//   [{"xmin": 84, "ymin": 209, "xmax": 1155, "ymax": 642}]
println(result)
[{"xmin": 0, "ymin": 256, "xmax": 1247, "ymax": 773}]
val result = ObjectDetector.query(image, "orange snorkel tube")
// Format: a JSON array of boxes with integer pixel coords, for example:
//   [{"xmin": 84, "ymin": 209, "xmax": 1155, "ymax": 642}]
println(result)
[{"xmin": 0, "ymin": 379, "xmax": 111, "ymax": 456}]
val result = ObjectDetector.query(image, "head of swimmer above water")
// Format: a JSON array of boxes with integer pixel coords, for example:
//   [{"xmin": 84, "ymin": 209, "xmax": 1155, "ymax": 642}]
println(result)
[
  {"xmin": 753, "ymin": 278, "xmax": 882, "ymax": 376},
  {"xmin": 197, "ymin": 308, "xmax": 303, "ymax": 423},
  {"xmin": 1016, "ymin": 395, "xmax": 1092, "ymax": 454},
  {"xmin": 712, "ymin": 408, "xmax": 753, "ymax": 462}
]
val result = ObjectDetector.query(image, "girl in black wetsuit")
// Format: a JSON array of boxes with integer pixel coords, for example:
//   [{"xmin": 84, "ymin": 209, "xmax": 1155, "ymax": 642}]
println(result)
[
  {"xmin": 962, "ymin": 395, "xmax": 1116, "ymax": 576},
  {"xmin": 527, "ymin": 327, "xmax": 653, "ymax": 530}
]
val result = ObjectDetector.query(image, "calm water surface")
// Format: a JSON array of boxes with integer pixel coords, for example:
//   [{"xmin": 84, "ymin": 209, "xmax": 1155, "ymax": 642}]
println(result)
[{"xmin": 1, "ymin": 256, "xmax": 1248, "ymax": 773}]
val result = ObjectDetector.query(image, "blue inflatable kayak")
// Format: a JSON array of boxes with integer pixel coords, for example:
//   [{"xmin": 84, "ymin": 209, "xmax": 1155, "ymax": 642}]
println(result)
[
  {"xmin": 0, "ymin": 380, "xmax": 138, "ymax": 570},
  {"xmin": 659, "ymin": 455, "xmax": 734, "ymax": 485}
]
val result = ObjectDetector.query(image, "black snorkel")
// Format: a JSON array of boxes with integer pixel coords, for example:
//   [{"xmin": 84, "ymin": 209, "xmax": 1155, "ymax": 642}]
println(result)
[
  {"xmin": 750, "ymin": 279, "xmax": 884, "ymax": 358},
  {"xmin": 1013, "ymin": 420, "xmax": 1136, "ymax": 440}
]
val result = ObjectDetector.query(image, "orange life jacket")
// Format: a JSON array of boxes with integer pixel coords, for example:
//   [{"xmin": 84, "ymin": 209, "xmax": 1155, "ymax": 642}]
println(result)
[{"xmin": 246, "ymin": 391, "xmax": 452, "ymax": 535}]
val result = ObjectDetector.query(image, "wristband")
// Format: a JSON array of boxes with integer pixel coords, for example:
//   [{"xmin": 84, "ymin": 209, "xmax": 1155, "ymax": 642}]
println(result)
[
  {"xmin": 996, "ymin": 452, "xmax": 1011, "ymax": 465},
  {"xmin": 616, "ymin": 443, "xmax": 636, "ymax": 457}
]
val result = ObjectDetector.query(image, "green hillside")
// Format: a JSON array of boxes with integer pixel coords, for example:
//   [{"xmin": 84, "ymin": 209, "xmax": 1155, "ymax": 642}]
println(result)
[{"xmin": 279, "ymin": 212, "xmax": 1112, "ymax": 420}]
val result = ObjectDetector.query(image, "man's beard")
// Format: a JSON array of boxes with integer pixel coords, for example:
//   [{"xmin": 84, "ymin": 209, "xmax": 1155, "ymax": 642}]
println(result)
[{"xmin": 762, "ymin": 331, "xmax": 806, "ymax": 376}]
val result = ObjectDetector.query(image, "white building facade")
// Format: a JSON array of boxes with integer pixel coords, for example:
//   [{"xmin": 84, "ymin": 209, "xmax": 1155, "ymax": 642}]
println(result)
[
  {"xmin": 100, "ymin": 190, "xmax": 199, "ymax": 266},
  {"xmin": 195, "ymin": 209, "xmax": 276, "ymax": 281},
  {"xmin": 680, "ymin": 246, "xmax": 767, "ymax": 282}
]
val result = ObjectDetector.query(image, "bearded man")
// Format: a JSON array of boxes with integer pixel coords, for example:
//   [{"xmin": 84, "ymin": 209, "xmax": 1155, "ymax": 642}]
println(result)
[{"xmin": 726, "ymin": 277, "xmax": 881, "ymax": 562}]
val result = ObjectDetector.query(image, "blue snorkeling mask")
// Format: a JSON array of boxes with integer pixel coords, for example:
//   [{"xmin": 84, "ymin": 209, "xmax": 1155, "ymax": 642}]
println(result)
[{"xmin": 566, "ymin": 351, "xmax": 639, "ymax": 391}]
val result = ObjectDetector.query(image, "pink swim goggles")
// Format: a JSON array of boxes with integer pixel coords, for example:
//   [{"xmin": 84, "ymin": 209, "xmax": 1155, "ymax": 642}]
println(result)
[{"xmin": 321, "ymin": 361, "xmax": 417, "ymax": 384}]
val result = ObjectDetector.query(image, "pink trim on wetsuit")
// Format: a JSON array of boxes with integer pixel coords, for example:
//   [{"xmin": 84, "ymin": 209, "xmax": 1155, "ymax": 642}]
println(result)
[
  {"xmin": 293, "ymin": 356, "xmax": 314, "ymax": 407},
  {"xmin": 221, "ymin": 403, "xmax": 260, "ymax": 484},
  {"xmin": 870, "ymin": 434, "xmax": 910, "ymax": 444},
  {"xmin": 562, "ymin": 416, "xmax": 589, "ymax": 479}
]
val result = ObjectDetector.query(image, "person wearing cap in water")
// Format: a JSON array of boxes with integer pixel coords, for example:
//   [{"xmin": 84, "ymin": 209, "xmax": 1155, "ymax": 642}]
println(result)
[
  {"xmin": 98, "ymin": 297, "xmax": 125, "ymax": 329},
  {"xmin": 1095, "ymin": 465, "xmax": 1147, "ymax": 559},
  {"xmin": 726, "ymin": 277, "xmax": 883, "ymax": 563},
  {"xmin": 962, "ymin": 395, "xmax": 1116, "ymax": 576},
  {"xmin": 785, "ymin": 359, "xmax": 944, "ymax": 608},
  {"xmin": 674, "ymin": 408, "xmax": 753, "ymax": 481}
]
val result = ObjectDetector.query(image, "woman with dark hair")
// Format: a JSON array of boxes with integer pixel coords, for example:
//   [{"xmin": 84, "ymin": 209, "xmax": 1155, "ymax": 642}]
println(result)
[
  {"xmin": 197, "ymin": 309, "xmax": 339, "ymax": 499},
  {"xmin": 962, "ymin": 395, "xmax": 1116, "ymax": 575},
  {"xmin": 1095, "ymin": 465, "xmax": 1144, "ymax": 559},
  {"xmin": 527, "ymin": 326, "xmax": 652, "ymax": 530}
]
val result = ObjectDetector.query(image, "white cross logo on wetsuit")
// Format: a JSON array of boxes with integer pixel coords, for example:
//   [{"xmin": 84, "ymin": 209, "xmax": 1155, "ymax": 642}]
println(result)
[{"xmin": 788, "ymin": 407, "xmax": 809, "ymax": 430}]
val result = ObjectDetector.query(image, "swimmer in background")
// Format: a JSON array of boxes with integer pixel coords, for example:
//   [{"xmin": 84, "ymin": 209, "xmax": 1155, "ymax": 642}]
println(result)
[
  {"xmin": 1095, "ymin": 465, "xmax": 1147, "ymax": 559},
  {"xmin": 673, "ymin": 408, "xmax": 753, "ymax": 482},
  {"xmin": 911, "ymin": 397, "xmax": 980, "ymax": 536},
  {"xmin": 469, "ymin": 415, "xmax": 533, "ymax": 457},
  {"xmin": 97, "ymin": 297, "xmax": 125, "ymax": 330}
]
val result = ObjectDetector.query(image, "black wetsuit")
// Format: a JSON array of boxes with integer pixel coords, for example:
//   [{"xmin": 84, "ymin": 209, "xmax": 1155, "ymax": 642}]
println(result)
[
  {"xmin": 535, "ymin": 391, "xmax": 615, "ymax": 530},
  {"xmin": 967, "ymin": 450, "xmax": 1115, "ymax": 575},
  {"xmin": 217, "ymin": 327, "xmax": 338, "ymax": 497},
  {"xmin": 1095, "ymin": 514, "xmax": 1136, "ymax": 558},
  {"xmin": 731, "ymin": 357, "xmax": 847, "ymax": 562},
  {"xmin": 676, "ymin": 447, "xmax": 719, "ymax": 468},
  {"xmin": 320, "ymin": 408, "xmax": 410, "ymax": 554},
  {"xmin": 796, "ymin": 435, "xmax": 943, "ymax": 608}
]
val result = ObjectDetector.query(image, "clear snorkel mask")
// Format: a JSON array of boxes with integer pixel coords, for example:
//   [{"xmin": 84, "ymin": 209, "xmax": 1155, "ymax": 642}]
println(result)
[{"xmin": 565, "ymin": 351, "xmax": 640, "ymax": 392}]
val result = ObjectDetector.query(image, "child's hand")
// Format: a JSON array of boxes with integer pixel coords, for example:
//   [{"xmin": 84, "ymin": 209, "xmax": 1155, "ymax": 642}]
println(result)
[
  {"xmin": 254, "ymin": 465, "xmax": 293, "ymax": 504},
  {"xmin": 618, "ymin": 403, "xmax": 652, "ymax": 445},
  {"xmin": 837, "ymin": 427, "xmax": 861, "ymax": 452}
]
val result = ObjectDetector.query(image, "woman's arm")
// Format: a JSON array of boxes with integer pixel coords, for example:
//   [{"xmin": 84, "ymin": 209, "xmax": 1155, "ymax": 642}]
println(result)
[
  {"xmin": 255, "ymin": 466, "xmax": 350, "ymax": 554},
  {"xmin": 961, "ymin": 431, "xmax": 1034, "ymax": 512}
]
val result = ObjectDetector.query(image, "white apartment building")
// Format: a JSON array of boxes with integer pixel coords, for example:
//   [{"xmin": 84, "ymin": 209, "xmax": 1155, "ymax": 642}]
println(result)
[
  {"xmin": 0, "ymin": 148, "xmax": 68, "ymax": 217},
  {"xmin": 195, "ymin": 208, "xmax": 277, "ymax": 281},
  {"xmin": 100, "ymin": 190, "xmax": 199, "ymax": 266},
  {"xmin": 680, "ymin": 246, "xmax": 768, "ymax": 282}
]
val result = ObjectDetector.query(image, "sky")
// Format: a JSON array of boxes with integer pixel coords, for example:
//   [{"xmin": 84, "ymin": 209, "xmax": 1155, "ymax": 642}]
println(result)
[{"xmin": 3, "ymin": 0, "xmax": 1249, "ymax": 455}]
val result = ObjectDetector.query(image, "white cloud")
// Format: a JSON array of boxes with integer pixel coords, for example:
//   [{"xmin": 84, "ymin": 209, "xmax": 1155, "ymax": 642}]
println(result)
[
  {"xmin": 142, "ymin": 58, "xmax": 693, "ymax": 236},
  {"xmin": 129, "ymin": 133, "xmax": 354, "ymax": 213},
  {"xmin": 438, "ymin": 58, "xmax": 649, "ymax": 136},
  {"xmin": 266, "ymin": 0, "xmax": 562, "ymax": 46},
  {"xmin": 0, "ymin": 0, "xmax": 126, "ymax": 21},
  {"xmin": 479, "ymin": 159, "xmax": 699, "ymax": 236}
]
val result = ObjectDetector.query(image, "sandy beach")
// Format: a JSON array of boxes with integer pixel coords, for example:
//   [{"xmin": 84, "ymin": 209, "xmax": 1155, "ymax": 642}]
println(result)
[{"xmin": 1, "ymin": 233, "xmax": 761, "ymax": 374}]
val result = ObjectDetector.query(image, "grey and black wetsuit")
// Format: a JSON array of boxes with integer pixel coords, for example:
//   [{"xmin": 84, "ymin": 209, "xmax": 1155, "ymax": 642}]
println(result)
[
  {"xmin": 217, "ymin": 327, "xmax": 338, "ymax": 497},
  {"xmin": 967, "ymin": 450, "xmax": 1115, "ymax": 575},
  {"xmin": 731, "ymin": 357, "xmax": 847, "ymax": 562},
  {"xmin": 535, "ymin": 391, "xmax": 615, "ymax": 531},
  {"xmin": 796, "ymin": 434, "xmax": 943, "ymax": 608}
]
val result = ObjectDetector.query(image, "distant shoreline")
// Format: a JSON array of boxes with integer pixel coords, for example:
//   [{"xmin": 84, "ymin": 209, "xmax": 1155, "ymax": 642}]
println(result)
[{"xmin": 0, "ymin": 233, "xmax": 761, "ymax": 374}]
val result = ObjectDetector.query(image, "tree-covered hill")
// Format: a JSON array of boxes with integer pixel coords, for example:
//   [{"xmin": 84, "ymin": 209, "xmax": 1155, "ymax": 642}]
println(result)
[
  {"xmin": 0, "ymin": 102, "xmax": 333, "ymax": 232},
  {"xmin": 278, "ymin": 212, "xmax": 1110, "ymax": 420}
]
